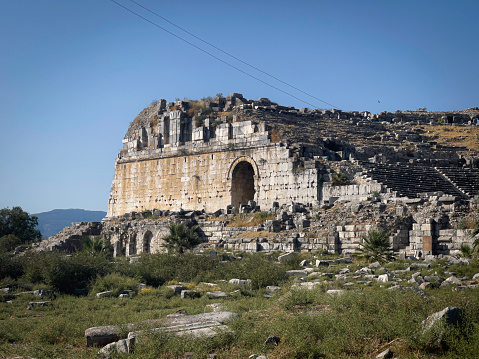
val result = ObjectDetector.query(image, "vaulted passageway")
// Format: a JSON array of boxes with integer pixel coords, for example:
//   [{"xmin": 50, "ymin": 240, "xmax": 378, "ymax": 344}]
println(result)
[
  {"xmin": 143, "ymin": 231, "xmax": 153, "ymax": 253},
  {"xmin": 231, "ymin": 161, "xmax": 255, "ymax": 208}
]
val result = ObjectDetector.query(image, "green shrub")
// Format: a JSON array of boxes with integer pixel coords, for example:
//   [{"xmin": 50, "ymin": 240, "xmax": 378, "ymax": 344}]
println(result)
[
  {"xmin": 0, "ymin": 253, "xmax": 24, "ymax": 281},
  {"xmin": 217, "ymin": 253, "xmax": 287, "ymax": 289},
  {"xmin": 460, "ymin": 244, "xmax": 472, "ymax": 258},
  {"xmin": 162, "ymin": 223, "xmax": 200, "ymax": 254},
  {"xmin": 356, "ymin": 229, "xmax": 392, "ymax": 263},
  {"xmin": 125, "ymin": 252, "xmax": 218, "ymax": 287},
  {"xmin": 331, "ymin": 172, "xmax": 349, "ymax": 186},
  {"xmin": 20, "ymin": 251, "xmax": 112, "ymax": 294},
  {"xmin": 0, "ymin": 234, "xmax": 22, "ymax": 253}
]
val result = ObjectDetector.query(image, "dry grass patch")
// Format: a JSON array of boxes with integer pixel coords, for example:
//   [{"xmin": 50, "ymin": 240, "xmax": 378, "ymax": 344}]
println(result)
[
  {"xmin": 418, "ymin": 125, "xmax": 479, "ymax": 152},
  {"xmin": 226, "ymin": 212, "xmax": 274, "ymax": 227},
  {"xmin": 269, "ymin": 128, "xmax": 284, "ymax": 142}
]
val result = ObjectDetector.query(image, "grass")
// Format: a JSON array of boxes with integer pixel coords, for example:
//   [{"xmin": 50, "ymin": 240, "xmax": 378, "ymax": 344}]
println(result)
[
  {"xmin": 418, "ymin": 124, "xmax": 479, "ymax": 152},
  {"xmin": 1, "ymin": 251, "xmax": 479, "ymax": 358},
  {"xmin": 226, "ymin": 212, "xmax": 274, "ymax": 227}
]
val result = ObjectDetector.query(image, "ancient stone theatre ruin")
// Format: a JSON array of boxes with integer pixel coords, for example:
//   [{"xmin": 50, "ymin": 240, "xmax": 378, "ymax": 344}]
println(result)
[
  {"xmin": 42, "ymin": 94, "xmax": 479, "ymax": 258},
  {"xmin": 107, "ymin": 95, "xmax": 319, "ymax": 217}
]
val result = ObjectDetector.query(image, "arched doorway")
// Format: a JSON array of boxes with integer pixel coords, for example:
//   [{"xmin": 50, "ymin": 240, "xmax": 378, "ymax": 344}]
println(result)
[
  {"xmin": 143, "ymin": 231, "xmax": 153, "ymax": 254},
  {"xmin": 231, "ymin": 161, "xmax": 256, "ymax": 208},
  {"xmin": 128, "ymin": 234, "xmax": 137, "ymax": 256}
]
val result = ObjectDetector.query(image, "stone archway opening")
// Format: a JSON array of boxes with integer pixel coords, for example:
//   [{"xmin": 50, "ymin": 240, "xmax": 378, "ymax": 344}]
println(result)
[
  {"xmin": 143, "ymin": 231, "xmax": 153, "ymax": 254},
  {"xmin": 231, "ymin": 161, "xmax": 255, "ymax": 209},
  {"xmin": 128, "ymin": 234, "xmax": 137, "ymax": 256}
]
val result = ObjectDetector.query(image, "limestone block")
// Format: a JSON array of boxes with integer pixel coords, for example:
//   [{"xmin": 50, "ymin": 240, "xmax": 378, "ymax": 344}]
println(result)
[{"xmin": 421, "ymin": 224, "xmax": 433, "ymax": 231}]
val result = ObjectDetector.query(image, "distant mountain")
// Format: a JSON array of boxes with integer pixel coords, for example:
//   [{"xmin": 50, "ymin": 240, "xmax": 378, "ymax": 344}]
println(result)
[{"xmin": 34, "ymin": 209, "xmax": 106, "ymax": 238}]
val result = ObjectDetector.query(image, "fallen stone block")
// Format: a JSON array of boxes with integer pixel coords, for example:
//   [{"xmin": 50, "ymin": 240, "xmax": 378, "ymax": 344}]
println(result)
[
  {"xmin": 376, "ymin": 348, "xmax": 393, "ymax": 359},
  {"xmin": 86, "ymin": 311, "xmax": 238, "ymax": 347},
  {"xmin": 99, "ymin": 336, "xmax": 134, "ymax": 355},
  {"xmin": 278, "ymin": 252, "xmax": 297, "ymax": 262},
  {"xmin": 265, "ymin": 286, "xmax": 281, "ymax": 291},
  {"xmin": 263, "ymin": 334, "xmax": 280, "ymax": 345},
  {"xmin": 327, "ymin": 289, "xmax": 345, "ymax": 296},
  {"xmin": 96, "ymin": 291, "xmax": 114, "ymax": 298},
  {"xmin": 181, "ymin": 290, "xmax": 200, "ymax": 299},
  {"xmin": 167, "ymin": 285, "xmax": 186, "ymax": 295},
  {"xmin": 206, "ymin": 291, "xmax": 228, "ymax": 298},
  {"xmin": 228, "ymin": 278, "xmax": 251, "ymax": 287},
  {"xmin": 33, "ymin": 289, "xmax": 55, "ymax": 297},
  {"xmin": 28, "ymin": 301, "xmax": 51, "ymax": 310},
  {"xmin": 444, "ymin": 276, "xmax": 462, "ymax": 285},
  {"xmin": 421, "ymin": 306, "xmax": 462, "ymax": 347},
  {"xmin": 120, "ymin": 289, "xmax": 136, "ymax": 297},
  {"xmin": 377, "ymin": 274, "xmax": 390, "ymax": 283},
  {"xmin": 286, "ymin": 270, "xmax": 308, "ymax": 277}
]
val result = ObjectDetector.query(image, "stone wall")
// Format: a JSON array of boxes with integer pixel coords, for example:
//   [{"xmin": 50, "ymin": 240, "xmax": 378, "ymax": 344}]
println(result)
[
  {"xmin": 107, "ymin": 144, "xmax": 319, "ymax": 217},
  {"xmin": 108, "ymin": 112, "xmax": 323, "ymax": 218},
  {"xmin": 320, "ymin": 183, "xmax": 383, "ymax": 204}
]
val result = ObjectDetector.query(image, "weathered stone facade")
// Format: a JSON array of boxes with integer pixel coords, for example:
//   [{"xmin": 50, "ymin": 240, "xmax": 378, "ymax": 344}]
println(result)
[
  {"xmin": 107, "ymin": 96, "xmax": 325, "ymax": 218},
  {"xmin": 38, "ymin": 94, "xmax": 479, "ymax": 258}
]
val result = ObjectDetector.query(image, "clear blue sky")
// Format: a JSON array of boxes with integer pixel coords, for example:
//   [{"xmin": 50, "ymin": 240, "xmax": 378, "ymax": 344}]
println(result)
[{"xmin": 1, "ymin": 0, "xmax": 477, "ymax": 214}]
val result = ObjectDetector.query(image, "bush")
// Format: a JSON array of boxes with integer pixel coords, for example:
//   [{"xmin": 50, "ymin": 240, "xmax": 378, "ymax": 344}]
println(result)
[
  {"xmin": 0, "ymin": 253, "xmax": 24, "ymax": 281},
  {"xmin": 22, "ymin": 251, "xmax": 112, "ymax": 294},
  {"xmin": 126, "ymin": 252, "xmax": 219, "ymax": 287},
  {"xmin": 162, "ymin": 223, "xmax": 200, "ymax": 254},
  {"xmin": 0, "ymin": 234, "xmax": 22, "ymax": 253},
  {"xmin": 217, "ymin": 253, "xmax": 287, "ymax": 289},
  {"xmin": 331, "ymin": 172, "xmax": 349, "ymax": 186},
  {"xmin": 357, "ymin": 229, "xmax": 392, "ymax": 263}
]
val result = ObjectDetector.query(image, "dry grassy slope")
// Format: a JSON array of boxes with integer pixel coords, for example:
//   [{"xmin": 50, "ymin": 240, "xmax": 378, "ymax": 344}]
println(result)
[
  {"xmin": 240, "ymin": 108, "xmax": 479, "ymax": 157},
  {"xmin": 416, "ymin": 125, "xmax": 479, "ymax": 153}
]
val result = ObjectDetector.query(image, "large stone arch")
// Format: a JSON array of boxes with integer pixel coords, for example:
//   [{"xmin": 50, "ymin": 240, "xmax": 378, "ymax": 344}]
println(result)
[
  {"xmin": 142, "ymin": 231, "xmax": 153, "ymax": 254},
  {"xmin": 127, "ymin": 233, "xmax": 137, "ymax": 256},
  {"xmin": 227, "ymin": 156, "xmax": 260, "ymax": 208}
]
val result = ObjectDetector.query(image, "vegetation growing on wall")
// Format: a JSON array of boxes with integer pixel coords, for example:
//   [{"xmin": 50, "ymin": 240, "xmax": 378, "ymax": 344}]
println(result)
[{"xmin": 331, "ymin": 172, "xmax": 349, "ymax": 186}]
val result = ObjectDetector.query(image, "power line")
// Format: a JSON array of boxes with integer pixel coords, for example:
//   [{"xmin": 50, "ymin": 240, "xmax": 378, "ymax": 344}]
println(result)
[
  {"xmin": 127, "ymin": 0, "xmax": 338, "ymax": 109},
  {"xmin": 110, "ymin": 0, "xmax": 338, "ymax": 110}
]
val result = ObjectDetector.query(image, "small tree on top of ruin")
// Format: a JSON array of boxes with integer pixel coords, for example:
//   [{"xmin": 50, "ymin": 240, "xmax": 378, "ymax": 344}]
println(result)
[
  {"xmin": 331, "ymin": 172, "xmax": 349, "ymax": 186},
  {"xmin": 162, "ymin": 223, "xmax": 200, "ymax": 254}
]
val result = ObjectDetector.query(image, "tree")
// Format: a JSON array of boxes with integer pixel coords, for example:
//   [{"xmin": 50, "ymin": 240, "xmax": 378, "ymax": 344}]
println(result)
[
  {"xmin": 162, "ymin": 223, "xmax": 200, "ymax": 254},
  {"xmin": 0, "ymin": 234, "xmax": 22, "ymax": 252},
  {"xmin": 0, "ymin": 206, "xmax": 42, "ymax": 243},
  {"xmin": 331, "ymin": 172, "xmax": 349, "ymax": 186},
  {"xmin": 82, "ymin": 236, "xmax": 110, "ymax": 256},
  {"xmin": 357, "ymin": 229, "xmax": 392, "ymax": 263}
]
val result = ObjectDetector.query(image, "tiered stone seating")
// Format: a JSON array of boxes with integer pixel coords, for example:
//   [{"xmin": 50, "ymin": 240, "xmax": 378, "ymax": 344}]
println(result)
[
  {"xmin": 365, "ymin": 163, "xmax": 466, "ymax": 199},
  {"xmin": 436, "ymin": 167, "xmax": 479, "ymax": 197}
]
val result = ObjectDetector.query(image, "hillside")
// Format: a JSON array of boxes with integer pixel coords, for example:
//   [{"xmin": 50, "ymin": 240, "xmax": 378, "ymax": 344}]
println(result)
[{"xmin": 34, "ymin": 209, "xmax": 106, "ymax": 238}]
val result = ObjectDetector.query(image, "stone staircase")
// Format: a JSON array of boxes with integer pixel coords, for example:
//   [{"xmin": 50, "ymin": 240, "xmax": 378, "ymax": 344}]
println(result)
[
  {"xmin": 435, "ymin": 167, "xmax": 479, "ymax": 198},
  {"xmin": 364, "ymin": 163, "xmax": 466, "ymax": 199}
]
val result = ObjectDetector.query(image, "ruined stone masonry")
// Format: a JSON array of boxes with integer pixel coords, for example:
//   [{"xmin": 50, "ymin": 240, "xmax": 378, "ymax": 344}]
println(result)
[{"xmin": 39, "ymin": 94, "xmax": 479, "ymax": 257}]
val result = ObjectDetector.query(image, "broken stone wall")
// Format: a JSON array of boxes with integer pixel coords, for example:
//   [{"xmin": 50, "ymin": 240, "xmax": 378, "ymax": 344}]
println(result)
[
  {"xmin": 108, "ymin": 116, "xmax": 322, "ymax": 218},
  {"xmin": 320, "ymin": 183, "xmax": 383, "ymax": 204}
]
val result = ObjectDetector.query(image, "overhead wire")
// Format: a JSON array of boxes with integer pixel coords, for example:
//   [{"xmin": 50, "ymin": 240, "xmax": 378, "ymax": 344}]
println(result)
[
  {"xmin": 109, "ymin": 0, "xmax": 339, "ymax": 110},
  {"xmin": 127, "ymin": 0, "xmax": 338, "ymax": 109}
]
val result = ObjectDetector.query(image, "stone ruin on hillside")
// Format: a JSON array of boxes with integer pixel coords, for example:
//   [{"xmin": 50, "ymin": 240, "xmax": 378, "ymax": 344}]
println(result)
[{"xmin": 38, "ymin": 94, "xmax": 479, "ymax": 258}]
